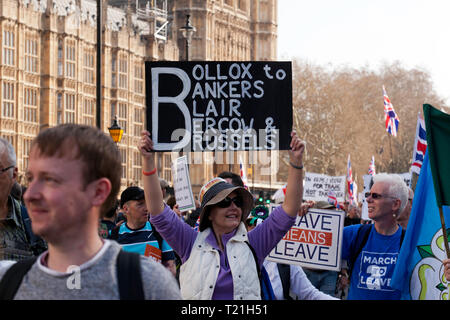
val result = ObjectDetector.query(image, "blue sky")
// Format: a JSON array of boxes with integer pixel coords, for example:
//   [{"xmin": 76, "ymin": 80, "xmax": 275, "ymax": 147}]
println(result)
[{"xmin": 277, "ymin": 0, "xmax": 450, "ymax": 105}]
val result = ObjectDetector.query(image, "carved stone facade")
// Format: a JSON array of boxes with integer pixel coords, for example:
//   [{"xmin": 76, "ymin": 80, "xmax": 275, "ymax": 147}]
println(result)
[
  {"xmin": 0, "ymin": 0, "xmax": 283, "ymax": 196},
  {"xmin": 0, "ymin": 0, "xmax": 178, "ymax": 187},
  {"xmin": 170, "ymin": 0, "xmax": 281, "ymax": 194},
  {"xmin": 170, "ymin": 0, "xmax": 277, "ymax": 61}
]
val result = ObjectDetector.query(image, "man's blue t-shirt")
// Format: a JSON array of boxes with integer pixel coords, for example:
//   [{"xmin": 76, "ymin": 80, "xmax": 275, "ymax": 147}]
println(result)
[
  {"xmin": 342, "ymin": 224, "xmax": 403, "ymax": 300},
  {"xmin": 116, "ymin": 221, "xmax": 175, "ymax": 263}
]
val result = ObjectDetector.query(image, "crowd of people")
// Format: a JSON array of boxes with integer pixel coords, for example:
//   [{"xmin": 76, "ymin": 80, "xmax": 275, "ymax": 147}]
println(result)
[{"xmin": 0, "ymin": 123, "xmax": 448, "ymax": 300}]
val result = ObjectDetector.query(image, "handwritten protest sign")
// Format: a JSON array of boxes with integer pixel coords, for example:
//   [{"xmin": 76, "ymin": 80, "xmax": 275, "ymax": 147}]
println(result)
[
  {"xmin": 303, "ymin": 172, "xmax": 346, "ymax": 202},
  {"xmin": 145, "ymin": 61, "xmax": 292, "ymax": 152},
  {"xmin": 267, "ymin": 208, "xmax": 345, "ymax": 271},
  {"xmin": 171, "ymin": 156, "xmax": 196, "ymax": 212}
]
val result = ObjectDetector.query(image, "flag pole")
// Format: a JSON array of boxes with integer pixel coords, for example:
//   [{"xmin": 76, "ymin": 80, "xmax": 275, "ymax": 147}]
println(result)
[
  {"xmin": 438, "ymin": 206, "xmax": 450, "ymax": 259},
  {"xmin": 388, "ymin": 134, "xmax": 394, "ymax": 172}
]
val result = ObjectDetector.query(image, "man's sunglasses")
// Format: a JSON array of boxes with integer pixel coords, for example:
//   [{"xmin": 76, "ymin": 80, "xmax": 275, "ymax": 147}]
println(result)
[
  {"xmin": 365, "ymin": 192, "xmax": 396, "ymax": 200},
  {"xmin": 0, "ymin": 165, "xmax": 14, "ymax": 174},
  {"xmin": 216, "ymin": 196, "xmax": 244, "ymax": 208}
]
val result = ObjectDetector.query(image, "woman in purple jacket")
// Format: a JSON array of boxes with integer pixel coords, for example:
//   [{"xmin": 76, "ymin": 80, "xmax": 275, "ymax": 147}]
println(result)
[{"xmin": 138, "ymin": 130, "xmax": 306, "ymax": 300}]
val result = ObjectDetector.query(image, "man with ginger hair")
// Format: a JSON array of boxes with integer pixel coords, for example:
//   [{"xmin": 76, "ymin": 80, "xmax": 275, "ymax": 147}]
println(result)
[{"xmin": 0, "ymin": 124, "xmax": 180, "ymax": 300}]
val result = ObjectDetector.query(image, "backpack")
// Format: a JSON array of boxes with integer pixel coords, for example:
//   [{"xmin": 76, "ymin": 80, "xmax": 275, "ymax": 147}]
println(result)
[
  {"xmin": 277, "ymin": 263, "xmax": 293, "ymax": 300},
  {"xmin": 347, "ymin": 224, "xmax": 405, "ymax": 278},
  {"xmin": 0, "ymin": 250, "xmax": 144, "ymax": 300}
]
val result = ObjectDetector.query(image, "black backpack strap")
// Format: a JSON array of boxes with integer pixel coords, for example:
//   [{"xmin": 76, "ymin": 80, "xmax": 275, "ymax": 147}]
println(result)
[
  {"xmin": 277, "ymin": 263, "xmax": 292, "ymax": 300},
  {"xmin": 348, "ymin": 224, "xmax": 372, "ymax": 278},
  {"xmin": 116, "ymin": 250, "xmax": 145, "ymax": 300},
  {"xmin": 244, "ymin": 241, "xmax": 276, "ymax": 300},
  {"xmin": 245, "ymin": 242, "xmax": 262, "ymax": 277},
  {"xmin": 150, "ymin": 223, "xmax": 163, "ymax": 251},
  {"xmin": 245, "ymin": 241, "xmax": 263, "ymax": 296},
  {"xmin": 0, "ymin": 257, "xmax": 37, "ymax": 300},
  {"xmin": 400, "ymin": 227, "xmax": 406, "ymax": 246},
  {"xmin": 109, "ymin": 225, "xmax": 120, "ymax": 240}
]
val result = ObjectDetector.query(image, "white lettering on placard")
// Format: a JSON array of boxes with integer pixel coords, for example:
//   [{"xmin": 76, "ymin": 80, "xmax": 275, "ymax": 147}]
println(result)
[
  {"xmin": 151, "ymin": 63, "xmax": 289, "ymax": 155},
  {"xmin": 151, "ymin": 67, "xmax": 191, "ymax": 151}
]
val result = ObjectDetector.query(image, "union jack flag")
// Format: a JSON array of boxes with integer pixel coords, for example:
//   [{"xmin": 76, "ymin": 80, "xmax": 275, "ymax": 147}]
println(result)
[
  {"xmin": 411, "ymin": 113, "xmax": 427, "ymax": 175},
  {"xmin": 347, "ymin": 154, "xmax": 355, "ymax": 205},
  {"xmin": 368, "ymin": 156, "xmax": 376, "ymax": 176},
  {"xmin": 193, "ymin": 216, "xmax": 200, "ymax": 232},
  {"xmin": 327, "ymin": 190, "xmax": 340, "ymax": 209},
  {"xmin": 383, "ymin": 85, "xmax": 400, "ymax": 137}
]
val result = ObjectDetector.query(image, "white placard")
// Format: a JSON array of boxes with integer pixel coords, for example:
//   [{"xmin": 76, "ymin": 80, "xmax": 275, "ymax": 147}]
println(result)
[
  {"xmin": 267, "ymin": 208, "xmax": 345, "ymax": 271},
  {"xmin": 303, "ymin": 172, "xmax": 346, "ymax": 202},
  {"xmin": 171, "ymin": 156, "xmax": 196, "ymax": 212}
]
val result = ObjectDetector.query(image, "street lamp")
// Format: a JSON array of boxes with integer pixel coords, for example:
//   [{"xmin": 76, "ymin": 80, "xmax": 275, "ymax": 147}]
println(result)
[
  {"xmin": 96, "ymin": 0, "xmax": 102, "ymax": 129},
  {"xmin": 179, "ymin": 14, "xmax": 196, "ymax": 61},
  {"xmin": 108, "ymin": 116, "xmax": 123, "ymax": 144}
]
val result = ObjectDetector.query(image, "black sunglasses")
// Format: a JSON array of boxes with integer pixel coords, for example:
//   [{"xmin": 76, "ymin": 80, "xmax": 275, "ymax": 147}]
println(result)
[
  {"xmin": 216, "ymin": 196, "xmax": 244, "ymax": 208},
  {"xmin": 365, "ymin": 192, "xmax": 396, "ymax": 200},
  {"xmin": 0, "ymin": 165, "xmax": 14, "ymax": 174}
]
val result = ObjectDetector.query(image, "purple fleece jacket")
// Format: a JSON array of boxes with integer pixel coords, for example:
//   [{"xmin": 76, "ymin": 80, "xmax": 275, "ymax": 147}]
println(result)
[{"xmin": 150, "ymin": 204, "xmax": 295, "ymax": 300}]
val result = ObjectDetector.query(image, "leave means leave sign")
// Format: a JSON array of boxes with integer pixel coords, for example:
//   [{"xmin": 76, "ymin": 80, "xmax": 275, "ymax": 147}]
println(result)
[{"xmin": 267, "ymin": 208, "xmax": 345, "ymax": 271}]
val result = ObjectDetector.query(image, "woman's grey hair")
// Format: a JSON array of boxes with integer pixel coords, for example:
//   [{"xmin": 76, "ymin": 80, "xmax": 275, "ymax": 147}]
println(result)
[
  {"xmin": 0, "ymin": 137, "xmax": 16, "ymax": 177},
  {"xmin": 372, "ymin": 173, "xmax": 409, "ymax": 213}
]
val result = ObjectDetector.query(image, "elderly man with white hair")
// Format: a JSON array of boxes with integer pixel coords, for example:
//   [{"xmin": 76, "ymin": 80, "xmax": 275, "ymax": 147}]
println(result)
[
  {"xmin": 339, "ymin": 173, "xmax": 409, "ymax": 300},
  {"xmin": 397, "ymin": 187, "xmax": 414, "ymax": 229},
  {"xmin": 0, "ymin": 138, "xmax": 35, "ymax": 261}
]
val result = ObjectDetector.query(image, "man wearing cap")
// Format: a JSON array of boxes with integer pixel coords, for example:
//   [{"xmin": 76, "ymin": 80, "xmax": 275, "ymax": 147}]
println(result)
[
  {"xmin": 139, "ymin": 130, "xmax": 306, "ymax": 300},
  {"xmin": 110, "ymin": 186, "xmax": 176, "ymax": 277}
]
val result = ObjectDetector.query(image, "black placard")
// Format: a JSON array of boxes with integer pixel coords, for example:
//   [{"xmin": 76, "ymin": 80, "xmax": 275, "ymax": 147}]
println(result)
[{"xmin": 145, "ymin": 61, "xmax": 292, "ymax": 152}]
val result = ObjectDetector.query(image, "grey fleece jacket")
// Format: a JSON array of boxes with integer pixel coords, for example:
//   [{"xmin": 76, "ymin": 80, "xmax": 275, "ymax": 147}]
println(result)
[{"xmin": 0, "ymin": 240, "xmax": 181, "ymax": 300}]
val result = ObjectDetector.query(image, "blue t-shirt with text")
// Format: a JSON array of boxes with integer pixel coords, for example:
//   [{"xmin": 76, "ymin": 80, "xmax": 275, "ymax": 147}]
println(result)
[{"xmin": 342, "ymin": 224, "xmax": 403, "ymax": 300}]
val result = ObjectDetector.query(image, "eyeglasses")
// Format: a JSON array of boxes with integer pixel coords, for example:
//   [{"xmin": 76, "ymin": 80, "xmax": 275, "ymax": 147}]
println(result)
[
  {"xmin": 365, "ymin": 192, "xmax": 396, "ymax": 200},
  {"xmin": 216, "ymin": 196, "xmax": 243, "ymax": 208},
  {"xmin": 0, "ymin": 165, "xmax": 14, "ymax": 174}
]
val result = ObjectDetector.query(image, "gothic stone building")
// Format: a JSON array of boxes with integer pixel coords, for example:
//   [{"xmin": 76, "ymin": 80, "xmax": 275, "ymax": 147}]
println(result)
[{"xmin": 0, "ymin": 0, "xmax": 283, "ymax": 197}]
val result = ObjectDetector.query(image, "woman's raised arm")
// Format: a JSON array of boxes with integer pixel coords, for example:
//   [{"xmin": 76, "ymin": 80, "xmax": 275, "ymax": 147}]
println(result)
[
  {"xmin": 282, "ymin": 131, "xmax": 306, "ymax": 217},
  {"xmin": 138, "ymin": 130, "xmax": 165, "ymax": 216}
]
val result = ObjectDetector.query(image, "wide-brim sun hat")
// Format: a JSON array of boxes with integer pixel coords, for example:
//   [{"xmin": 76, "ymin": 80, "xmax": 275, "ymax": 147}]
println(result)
[{"xmin": 198, "ymin": 177, "xmax": 254, "ymax": 232}]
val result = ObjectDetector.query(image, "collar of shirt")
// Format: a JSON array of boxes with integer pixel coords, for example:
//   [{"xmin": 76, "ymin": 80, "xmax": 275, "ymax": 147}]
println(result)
[{"xmin": 205, "ymin": 228, "xmax": 237, "ymax": 252}]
